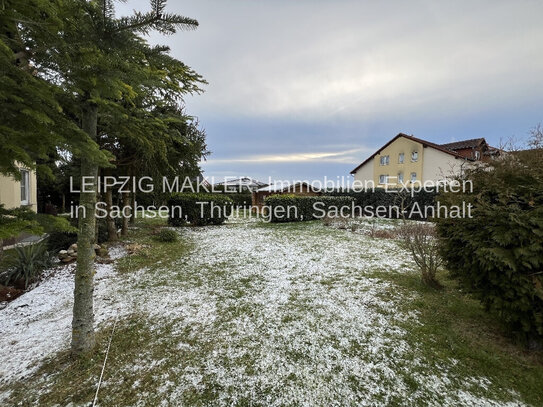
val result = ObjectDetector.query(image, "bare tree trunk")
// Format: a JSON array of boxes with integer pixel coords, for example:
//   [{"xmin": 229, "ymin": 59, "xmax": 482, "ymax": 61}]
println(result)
[
  {"xmin": 129, "ymin": 190, "xmax": 136, "ymax": 225},
  {"xmin": 121, "ymin": 191, "xmax": 131, "ymax": 236},
  {"xmin": 105, "ymin": 187, "xmax": 118, "ymax": 242},
  {"xmin": 71, "ymin": 102, "xmax": 98, "ymax": 355}
]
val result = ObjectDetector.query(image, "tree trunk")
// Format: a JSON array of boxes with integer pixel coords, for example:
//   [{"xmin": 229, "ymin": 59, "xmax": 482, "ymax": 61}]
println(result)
[
  {"xmin": 129, "ymin": 191, "xmax": 136, "ymax": 225},
  {"xmin": 71, "ymin": 102, "xmax": 98, "ymax": 355},
  {"xmin": 121, "ymin": 191, "xmax": 131, "ymax": 236},
  {"xmin": 105, "ymin": 187, "xmax": 118, "ymax": 242}
]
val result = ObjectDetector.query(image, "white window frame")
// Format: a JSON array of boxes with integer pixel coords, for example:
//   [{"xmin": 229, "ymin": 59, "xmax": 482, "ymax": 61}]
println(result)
[
  {"xmin": 410, "ymin": 172, "xmax": 417, "ymax": 183},
  {"xmin": 20, "ymin": 169, "xmax": 30, "ymax": 205},
  {"xmin": 379, "ymin": 174, "xmax": 389, "ymax": 185},
  {"xmin": 398, "ymin": 172, "xmax": 404, "ymax": 184},
  {"xmin": 474, "ymin": 151, "xmax": 481, "ymax": 160},
  {"xmin": 411, "ymin": 151, "xmax": 418, "ymax": 162},
  {"xmin": 398, "ymin": 153, "xmax": 404, "ymax": 164},
  {"xmin": 379, "ymin": 155, "xmax": 390, "ymax": 166}
]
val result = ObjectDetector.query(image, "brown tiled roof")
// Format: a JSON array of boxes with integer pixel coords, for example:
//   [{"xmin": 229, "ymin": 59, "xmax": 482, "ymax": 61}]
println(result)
[
  {"xmin": 440, "ymin": 138, "xmax": 485, "ymax": 151},
  {"xmin": 350, "ymin": 133, "xmax": 469, "ymax": 175}
]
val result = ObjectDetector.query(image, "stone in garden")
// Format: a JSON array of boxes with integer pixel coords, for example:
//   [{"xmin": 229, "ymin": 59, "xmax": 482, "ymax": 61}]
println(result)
[{"xmin": 69, "ymin": 243, "xmax": 77, "ymax": 252}]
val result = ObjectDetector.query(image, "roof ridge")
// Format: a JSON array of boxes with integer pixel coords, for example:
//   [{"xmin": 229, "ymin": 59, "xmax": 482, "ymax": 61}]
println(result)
[{"xmin": 350, "ymin": 132, "xmax": 470, "ymax": 174}]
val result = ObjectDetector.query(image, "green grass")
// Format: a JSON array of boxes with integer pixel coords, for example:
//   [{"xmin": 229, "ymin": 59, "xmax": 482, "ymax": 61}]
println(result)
[
  {"xmin": 371, "ymin": 269, "xmax": 543, "ymax": 406},
  {"xmin": 115, "ymin": 218, "xmax": 191, "ymax": 275}
]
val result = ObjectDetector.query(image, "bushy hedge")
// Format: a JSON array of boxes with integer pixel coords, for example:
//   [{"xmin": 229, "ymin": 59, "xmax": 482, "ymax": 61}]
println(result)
[
  {"xmin": 168, "ymin": 193, "xmax": 233, "ymax": 226},
  {"xmin": 264, "ymin": 195, "xmax": 354, "ymax": 223},
  {"xmin": 324, "ymin": 188, "xmax": 436, "ymax": 220},
  {"xmin": 224, "ymin": 193, "xmax": 252, "ymax": 208},
  {"xmin": 435, "ymin": 149, "xmax": 543, "ymax": 343}
]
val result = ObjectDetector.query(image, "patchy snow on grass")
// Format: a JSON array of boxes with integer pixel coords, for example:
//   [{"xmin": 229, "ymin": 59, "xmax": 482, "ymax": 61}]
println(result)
[
  {"xmin": 95, "ymin": 221, "xmax": 525, "ymax": 406},
  {"xmin": 0, "ymin": 219, "xmax": 529, "ymax": 406},
  {"xmin": 0, "ymin": 246, "xmax": 127, "ymax": 389}
]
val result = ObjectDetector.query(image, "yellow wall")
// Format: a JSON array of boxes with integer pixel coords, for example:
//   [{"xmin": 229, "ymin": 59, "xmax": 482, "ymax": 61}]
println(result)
[
  {"xmin": 372, "ymin": 137, "xmax": 424, "ymax": 187},
  {"xmin": 353, "ymin": 135, "xmax": 470, "ymax": 187},
  {"xmin": 0, "ymin": 168, "xmax": 38, "ymax": 212}
]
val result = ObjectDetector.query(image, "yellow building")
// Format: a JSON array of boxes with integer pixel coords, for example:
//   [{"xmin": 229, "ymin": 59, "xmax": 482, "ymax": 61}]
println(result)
[
  {"xmin": 350, "ymin": 133, "xmax": 473, "ymax": 187},
  {"xmin": 0, "ymin": 166, "xmax": 38, "ymax": 212}
]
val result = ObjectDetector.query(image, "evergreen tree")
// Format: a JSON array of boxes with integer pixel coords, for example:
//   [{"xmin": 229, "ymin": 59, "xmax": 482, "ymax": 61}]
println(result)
[{"xmin": 6, "ymin": 0, "xmax": 202, "ymax": 354}]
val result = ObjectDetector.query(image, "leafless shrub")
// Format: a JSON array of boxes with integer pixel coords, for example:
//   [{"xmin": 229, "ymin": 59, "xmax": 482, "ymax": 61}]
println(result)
[
  {"xmin": 322, "ymin": 216, "xmax": 333, "ymax": 226},
  {"xmin": 397, "ymin": 223, "xmax": 443, "ymax": 288},
  {"xmin": 364, "ymin": 221, "xmax": 396, "ymax": 239},
  {"xmin": 372, "ymin": 229, "xmax": 397, "ymax": 239},
  {"xmin": 335, "ymin": 217, "xmax": 350, "ymax": 230}
]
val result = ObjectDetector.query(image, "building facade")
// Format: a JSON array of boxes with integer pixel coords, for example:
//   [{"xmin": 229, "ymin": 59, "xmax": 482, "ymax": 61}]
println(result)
[
  {"xmin": 350, "ymin": 133, "xmax": 495, "ymax": 187},
  {"xmin": 0, "ymin": 166, "xmax": 38, "ymax": 212}
]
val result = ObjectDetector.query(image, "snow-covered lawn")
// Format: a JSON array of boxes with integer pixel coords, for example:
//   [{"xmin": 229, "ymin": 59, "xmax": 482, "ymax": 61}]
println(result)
[{"xmin": 0, "ymin": 217, "xmax": 531, "ymax": 406}]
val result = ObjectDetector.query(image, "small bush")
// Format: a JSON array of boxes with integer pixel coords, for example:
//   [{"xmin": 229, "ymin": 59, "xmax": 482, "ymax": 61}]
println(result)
[
  {"xmin": 3, "ymin": 242, "xmax": 53, "ymax": 288},
  {"xmin": 168, "ymin": 193, "xmax": 233, "ymax": 226},
  {"xmin": 46, "ymin": 231, "xmax": 77, "ymax": 252},
  {"xmin": 36, "ymin": 213, "xmax": 77, "ymax": 234},
  {"xmin": 156, "ymin": 229, "xmax": 178, "ymax": 242},
  {"xmin": 264, "ymin": 195, "xmax": 354, "ymax": 223},
  {"xmin": 397, "ymin": 223, "xmax": 442, "ymax": 288}
]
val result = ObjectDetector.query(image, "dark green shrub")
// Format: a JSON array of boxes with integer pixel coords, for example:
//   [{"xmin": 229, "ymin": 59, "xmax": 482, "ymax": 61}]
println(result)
[
  {"xmin": 3, "ymin": 242, "xmax": 53, "ymax": 288},
  {"xmin": 156, "ymin": 229, "xmax": 178, "ymax": 242},
  {"xmin": 224, "ymin": 193, "xmax": 252, "ymax": 208},
  {"xmin": 46, "ymin": 231, "xmax": 77, "ymax": 252},
  {"xmin": 264, "ymin": 195, "xmax": 354, "ymax": 223},
  {"xmin": 324, "ymin": 188, "xmax": 436, "ymax": 220},
  {"xmin": 168, "ymin": 193, "xmax": 233, "ymax": 226},
  {"xmin": 435, "ymin": 148, "xmax": 543, "ymax": 342}
]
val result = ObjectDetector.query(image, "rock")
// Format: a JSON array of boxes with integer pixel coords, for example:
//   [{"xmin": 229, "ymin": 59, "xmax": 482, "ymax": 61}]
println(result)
[
  {"xmin": 0, "ymin": 301, "xmax": 7, "ymax": 310},
  {"xmin": 69, "ymin": 243, "xmax": 77, "ymax": 252},
  {"xmin": 94, "ymin": 244, "xmax": 101, "ymax": 250},
  {"xmin": 97, "ymin": 247, "xmax": 109, "ymax": 257},
  {"xmin": 67, "ymin": 249, "xmax": 75, "ymax": 256},
  {"xmin": 61, "ymin": 256, "xmax": 74, "ymax": 263},
  {"xmin": 59, "ymin": 250, "xmax": 68, "ymax": 255}
]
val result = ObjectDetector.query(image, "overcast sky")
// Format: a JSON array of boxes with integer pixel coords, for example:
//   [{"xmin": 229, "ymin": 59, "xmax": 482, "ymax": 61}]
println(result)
[{"xmin": 117, "ymin": 0, "xmax": 543, "ymax": 182}]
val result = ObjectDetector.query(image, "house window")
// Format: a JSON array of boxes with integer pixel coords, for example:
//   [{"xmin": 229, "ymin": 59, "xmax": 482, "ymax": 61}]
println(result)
[
  {"xmin": 20, "ymin": 169, "xmax": 30, "ymax": 205},
  {"xmin": 474, "ymin": 151, "xmax": 481, "ymax": 160},
  {"xmin": 410, "ymin": 172, "xmax": 417, "ymax": 183},
  {"xmin": 411, "ymin": 151, "xmax": 418, "ymax": 162},
  {"xmin": 398, "ymin": 172, "xmax": 404, "ymax": 184},
  {"xmin": 398, "ymin": 153, "xmax": 404, "ymax": 164},
  {"xmin": 379, "ymin": 174, "xmax": 388, "ymax": 185},
  {"xmin": 379, "ymin": 155, "xmax": 390, "ymax": 165}
]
